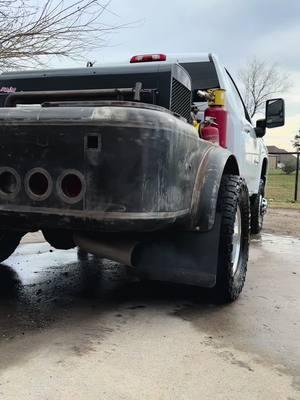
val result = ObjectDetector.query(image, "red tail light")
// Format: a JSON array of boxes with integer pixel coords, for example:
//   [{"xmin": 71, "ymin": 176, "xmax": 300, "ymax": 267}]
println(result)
[{"xmin": 130, "ymin": 54, "xmax": 167, "ymax": 63}]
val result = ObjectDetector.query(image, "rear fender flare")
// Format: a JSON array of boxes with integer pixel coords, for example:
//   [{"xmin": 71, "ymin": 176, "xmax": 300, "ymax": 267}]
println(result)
[{"xmin": 190, "ymin": 147, "xmax": 239, "ymax": 231}]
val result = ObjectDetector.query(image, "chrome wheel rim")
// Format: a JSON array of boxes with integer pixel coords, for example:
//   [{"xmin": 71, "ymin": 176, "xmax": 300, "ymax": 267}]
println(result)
[
  {"xmin": 232, "ymin": 206, "xmax": 242, "ymax": 275},
  {"xmin": 258, "ymin": 194, "xmax": 263, "ymax": 228}
]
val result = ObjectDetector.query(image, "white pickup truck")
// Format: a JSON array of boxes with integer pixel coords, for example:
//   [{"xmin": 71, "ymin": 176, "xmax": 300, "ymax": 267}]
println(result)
[{"xmin": 0, "ymin": 52, "xmax": 284, "ymax": 302}]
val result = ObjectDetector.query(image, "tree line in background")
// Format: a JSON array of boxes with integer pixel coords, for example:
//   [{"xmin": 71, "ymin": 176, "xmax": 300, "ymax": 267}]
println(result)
[
  {"xmin": 285, "ymin": 131, "xmax": 300, "ymax": 175},
  {"xmin": 292, "ymin": 131, "xmax": 300, "ymax": 152},
  {"xmin": 277, "ymin": 131, "xmax": 299, "ymax": 175}
]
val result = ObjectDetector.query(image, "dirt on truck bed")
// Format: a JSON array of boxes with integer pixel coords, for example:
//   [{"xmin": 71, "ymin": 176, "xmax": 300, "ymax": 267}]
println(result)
[{"xmin": 264, "ymin": 208, "xmax": 300, "ymax": 237}]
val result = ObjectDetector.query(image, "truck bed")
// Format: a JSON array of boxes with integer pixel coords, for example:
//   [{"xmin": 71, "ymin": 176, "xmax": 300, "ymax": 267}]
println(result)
[{"xmin": 0, "ymin": 102, "xmax": 211, "ymax": 233}]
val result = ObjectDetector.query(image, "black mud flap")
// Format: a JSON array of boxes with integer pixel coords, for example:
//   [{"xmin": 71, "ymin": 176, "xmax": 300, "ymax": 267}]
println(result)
[{"xmin": 133, "ymin": 214, "xmax": 221, "ymax": 288}]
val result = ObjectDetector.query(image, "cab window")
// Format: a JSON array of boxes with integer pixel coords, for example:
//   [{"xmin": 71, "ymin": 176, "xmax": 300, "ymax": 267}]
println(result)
[{"xmin": 180, "ymin": 61, "xmax": 219, "ymax": 102}]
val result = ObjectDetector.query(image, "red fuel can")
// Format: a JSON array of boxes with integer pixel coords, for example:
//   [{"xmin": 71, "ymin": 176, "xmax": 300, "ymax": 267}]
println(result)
[
  {"xmin": 204, "ymin": 106, "xmax": 228, "ymax": 148},
  {"xmin": 201, "ymin": 125, "xmax": 219, "ymax": 145}
]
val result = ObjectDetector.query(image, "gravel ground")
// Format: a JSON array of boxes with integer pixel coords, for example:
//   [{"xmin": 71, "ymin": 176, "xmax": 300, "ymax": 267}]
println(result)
[{"xmin": 264, "ymin": 208, "xmax": 300, "ymax": 237}]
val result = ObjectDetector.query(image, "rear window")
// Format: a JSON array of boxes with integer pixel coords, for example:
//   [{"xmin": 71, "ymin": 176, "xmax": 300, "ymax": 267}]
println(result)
[{"xmin": 180, "ymin": 61, "xmax": 219, "ymax": 102}]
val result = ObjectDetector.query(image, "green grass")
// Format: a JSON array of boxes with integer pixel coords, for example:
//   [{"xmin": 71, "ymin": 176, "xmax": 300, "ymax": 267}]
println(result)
[{"xmin": 266, "ymin": 169, "xmax": 299, "ymax": 208}]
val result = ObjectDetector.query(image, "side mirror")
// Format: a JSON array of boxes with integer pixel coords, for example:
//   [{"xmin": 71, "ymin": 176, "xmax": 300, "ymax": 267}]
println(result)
[
  {"xmin": 255, "ymin": 119, "xmax": 266, "ymax": 138},
  {"xmin": 266, "ymin": 98, "xmax": 285, "ymax": 128}
]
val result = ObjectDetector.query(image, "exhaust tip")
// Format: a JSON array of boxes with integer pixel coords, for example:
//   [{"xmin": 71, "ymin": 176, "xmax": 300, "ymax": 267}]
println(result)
[
  {"xmin": 25, "ymin": 168, "xmax": 52, "ymax": 201},
  {"xmin": 0, "ymin": 167, "xmax": 20, "ymax": 198},
  {"xmin": 57, "ymin": 170, "xmax": 85, "ymax": 203}
]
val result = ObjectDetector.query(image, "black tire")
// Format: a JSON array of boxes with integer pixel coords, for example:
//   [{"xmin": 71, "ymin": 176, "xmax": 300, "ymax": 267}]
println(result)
[
  {"xmin": 213, "ymin": 175, "xmax": 250, "ymax": 303},
  {"xmin": 77, "ymin": 248, "xmax": 89, "ymax": 260},
  {"xmin": 251, "ymin": 179, "xmax": 265, "ymax": 234},
  {"xmin": 0, "ymin": 231, "xmax": 23, "ymax": 263},
  {"xmin": 42, "ymin": 229, "xmax": 75, "ymax": 249}
]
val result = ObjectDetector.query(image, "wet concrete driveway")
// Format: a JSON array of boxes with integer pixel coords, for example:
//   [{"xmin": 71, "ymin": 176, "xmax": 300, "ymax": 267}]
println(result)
[{"xmin": 0, "ymin": 233, "xmax": 299, "ymax": 399}]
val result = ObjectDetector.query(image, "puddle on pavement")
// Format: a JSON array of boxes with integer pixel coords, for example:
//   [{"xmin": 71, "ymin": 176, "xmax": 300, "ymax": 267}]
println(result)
[{"xmin": 0, "ymin": 241, "xmax": 203, "ymax": 339}]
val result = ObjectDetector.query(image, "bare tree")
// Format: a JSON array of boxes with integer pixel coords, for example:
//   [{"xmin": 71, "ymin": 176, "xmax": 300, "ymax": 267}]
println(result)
[
  {"xmin": 0, "ymin": 0, "xmax": 124, "ymax": 69},
  {"xmin": 238, "ymin": 57, "xmax": 289, "ymax": 118},
  {"xmin": 292, "ymin": 130, "xmax": 300, "ymax": 152}
]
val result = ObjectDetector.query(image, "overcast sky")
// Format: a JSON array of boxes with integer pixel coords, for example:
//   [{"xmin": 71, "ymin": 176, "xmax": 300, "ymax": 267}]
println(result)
[{"xmin": 59, "ymin": 0, "xmax": 300, "ymax": 150}]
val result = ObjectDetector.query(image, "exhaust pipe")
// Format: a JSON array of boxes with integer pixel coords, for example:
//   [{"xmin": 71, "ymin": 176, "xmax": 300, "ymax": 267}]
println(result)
[
  {"xmin": 73, "ymin": 233, "xmax": 138, "ymax": 266},
  {"xmin": 73, "ymin": 216, "xmax": 222, "ymax": 288}
]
